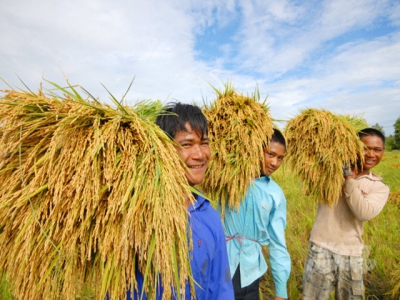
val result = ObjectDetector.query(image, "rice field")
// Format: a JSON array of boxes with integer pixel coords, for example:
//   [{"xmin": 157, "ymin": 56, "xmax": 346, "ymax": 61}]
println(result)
[
  {"xmin": 0, "ymin": 82, "xmax": 398, "ymax": 300},
  {"xmin": 2, "ymin": 151, "xmax": 398, "ymax": 300},
  {"xmin": 260, "ymin": 149, "xmax": 400, "ymax": 299}
]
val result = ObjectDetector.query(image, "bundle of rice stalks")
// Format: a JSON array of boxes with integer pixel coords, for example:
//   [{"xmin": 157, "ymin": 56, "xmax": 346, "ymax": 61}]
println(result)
[
  {"xmin": 284, "ymin": 108, "xmax": 368, "ymax": 206},
  {"xmin": 201, "ymin": 83, "xmax": 274, "ymax": 216},
  {"xmin": 0, "ymin": 81, "xmax": 194, "ymax": 300}
]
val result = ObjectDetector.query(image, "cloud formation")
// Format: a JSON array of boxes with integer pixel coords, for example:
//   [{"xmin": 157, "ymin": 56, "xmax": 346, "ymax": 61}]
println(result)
[{"xmin": 1, "ymin": 0, "xmax": 399, "ymax": 134}]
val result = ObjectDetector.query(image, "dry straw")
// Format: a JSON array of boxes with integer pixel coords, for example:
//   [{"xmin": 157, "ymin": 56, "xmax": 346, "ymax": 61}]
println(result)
[
  {"xmin": 284, "ymin": 108, "xmax": 368, "ymax": 206},
  {"xmin": 201, "ymin": 83, "xmax": 274, "ymax": 216},
  {"xmin": 0, "ymin": 80, "xmax": 194, "ymax": 300}
]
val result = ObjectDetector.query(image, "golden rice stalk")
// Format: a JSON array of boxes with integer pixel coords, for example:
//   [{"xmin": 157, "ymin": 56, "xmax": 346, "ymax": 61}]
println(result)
[
  {"xmin": 284, "ymin": 108, "xmax": 367, "ymax": 206},
  {"xmin": 0, "ymin": 82, "xmax": 193, "ymax": 300},
  {"xmin": 201, "ymin": 82, "xmax": 274, "ymax": 216}
]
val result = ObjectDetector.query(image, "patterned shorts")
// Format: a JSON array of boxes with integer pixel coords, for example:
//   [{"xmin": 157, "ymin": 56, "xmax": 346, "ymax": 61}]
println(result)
[{"xmin": 302, "ymin": 243, "xmax": 364, "ymax": 300}]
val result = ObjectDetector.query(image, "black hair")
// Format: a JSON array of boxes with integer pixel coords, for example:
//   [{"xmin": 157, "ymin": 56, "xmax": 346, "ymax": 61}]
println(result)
[
  {"xmin": 155, "ymin": 102, "xmax": 208, "ymax": 139},
  {"xmin": 270, "ymin": 128, "xmax": 286, "ymax": 150},
  {"xmin": 358, "ymin": 127, "xmax": 385, "ymax": 146}
]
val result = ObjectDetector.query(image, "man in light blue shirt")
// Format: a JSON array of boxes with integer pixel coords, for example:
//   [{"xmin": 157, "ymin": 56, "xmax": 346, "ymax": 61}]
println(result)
[{"xmin": 222, "ymin": 129, "xmax": 291, "ymax": 300}]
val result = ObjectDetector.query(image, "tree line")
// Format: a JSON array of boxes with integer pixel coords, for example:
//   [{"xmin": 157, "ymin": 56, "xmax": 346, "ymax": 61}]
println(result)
[{"xmin": 372, "ymin": 115, "xmax": 400, "ymax": 150}]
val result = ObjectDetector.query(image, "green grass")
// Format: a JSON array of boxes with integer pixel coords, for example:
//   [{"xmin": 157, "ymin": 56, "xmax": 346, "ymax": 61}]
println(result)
[
  {"xmin": 0, "ymin": 273, "xmax": 15, "ymax": 300},
  {"xmin": 260, "ymin": 150, "xmax": 400, "ymax": 299}
]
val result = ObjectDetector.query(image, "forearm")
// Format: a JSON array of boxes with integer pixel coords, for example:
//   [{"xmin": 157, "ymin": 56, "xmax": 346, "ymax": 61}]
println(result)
[
  {"xmin": 269, "ymin": 252, "xmax": 290, "ymax": 299},
  {"xmin": 268, "ymin": 235, "xmax": 291, "ymax": 298},
  {"xmin": 343, "ymin": 178, "xmax": 389, "ymax": 221}
]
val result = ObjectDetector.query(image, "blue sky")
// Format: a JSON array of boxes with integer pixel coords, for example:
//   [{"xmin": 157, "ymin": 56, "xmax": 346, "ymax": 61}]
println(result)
[{"xmin": 1, "ymin": 0, "xmax": 399, "ymax": 135}]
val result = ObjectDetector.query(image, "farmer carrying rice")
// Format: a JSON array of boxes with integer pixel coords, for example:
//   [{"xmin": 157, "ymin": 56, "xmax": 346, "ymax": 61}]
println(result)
[
  {"xmin": 131, "ymin": 102, "xmax": 234, "ymax": 300},
  {"xmin": 302, "ymin": 128, "xmax": 390, "ymax": 300},
  {"xmin": 222, "ymin": 128, "xmax": 291, "ymax": 300}
]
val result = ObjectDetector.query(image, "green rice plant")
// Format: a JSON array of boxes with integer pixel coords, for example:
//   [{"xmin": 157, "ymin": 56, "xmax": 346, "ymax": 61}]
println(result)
[
  {"xmin": 363, "ymin": 150, "xmax": 400, "ymax": 299},
  {"xmin": 201, "ymin": 82, "xmax": 274, "ymax": 216},
  {"xmin": 0, "ymin": 273, "xmax": 16, "ymax": 300},
  {"xmin": 0, "ymin": 80, "xmax": 194, "ymax": 300}
]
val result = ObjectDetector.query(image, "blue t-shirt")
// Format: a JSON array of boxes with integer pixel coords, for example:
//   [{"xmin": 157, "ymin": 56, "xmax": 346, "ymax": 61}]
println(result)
[{"xmin": 129, "ymin": 193, "xmax": 234, "ymax": 300}]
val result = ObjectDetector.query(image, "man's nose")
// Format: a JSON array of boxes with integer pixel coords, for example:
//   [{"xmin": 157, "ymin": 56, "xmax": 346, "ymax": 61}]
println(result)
[
  {"xmin": 365, "ymin": 148, "xmax": 374, "ymax": 156},
  {"xmin": 192, "ymin": 144, "xmax": 206, "ymax": 158}
]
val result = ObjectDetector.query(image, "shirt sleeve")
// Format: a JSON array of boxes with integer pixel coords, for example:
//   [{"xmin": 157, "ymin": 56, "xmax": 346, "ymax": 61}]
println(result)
[
  {"xmin": 343, "ymin": 178, "xmax": 390, "ymax": 222},
  {"xmin": 267, "ymin": 192, "xmax": 291, "ymax": 299}
]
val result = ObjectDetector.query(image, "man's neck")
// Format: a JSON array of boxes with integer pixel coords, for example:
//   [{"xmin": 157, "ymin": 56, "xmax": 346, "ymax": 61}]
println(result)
[{"xmin": 355, "ymin": 169, "xmax": 370, "ymax": 178}]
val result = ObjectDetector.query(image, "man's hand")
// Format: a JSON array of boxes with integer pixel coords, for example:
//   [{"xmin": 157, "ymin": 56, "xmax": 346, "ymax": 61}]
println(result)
[
  {"xmin": 343, "ymin": 164, "xmax": 352, "ymax": 176},
  {"xmin": 343, "ymin": 164, "xmax": 354, "ymax": 178}
]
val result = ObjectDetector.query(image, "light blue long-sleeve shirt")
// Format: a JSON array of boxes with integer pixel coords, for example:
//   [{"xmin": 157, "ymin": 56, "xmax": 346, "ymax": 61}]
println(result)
[{"xmin": 221, "ymin": 176, "xmax": 291, "ymax": 298}]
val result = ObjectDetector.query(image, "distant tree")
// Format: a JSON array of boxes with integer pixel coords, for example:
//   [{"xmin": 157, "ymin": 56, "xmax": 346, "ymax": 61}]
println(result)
[
  {"xmin": 393, "ymin": 116, "xmax": 400, "ymax": 150},
  {"xmin": 386, "ymin": 136, "xmax": 395, "ymax": 150},
  {"xmin": 371, "ymin": 123, "xmax": 385, "ymax": 136}
]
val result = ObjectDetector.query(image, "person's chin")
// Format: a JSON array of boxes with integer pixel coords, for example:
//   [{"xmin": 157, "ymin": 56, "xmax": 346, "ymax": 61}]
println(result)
[
  {"xmin": 187, "ymin": 174, "xmax": 205, "ymax": 186},
  {"xmin": 364, "ymin": 162, "xmax": 377, "ymax": 170},
  {"xmin": 263, "ymin": 169, "xmax": 274, "ymax": 176}
]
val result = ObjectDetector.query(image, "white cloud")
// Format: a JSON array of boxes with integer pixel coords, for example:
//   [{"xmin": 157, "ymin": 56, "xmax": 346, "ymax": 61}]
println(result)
[{"xmin": 0, "ymin": 0, "xmax": 399, "ymax": 136}]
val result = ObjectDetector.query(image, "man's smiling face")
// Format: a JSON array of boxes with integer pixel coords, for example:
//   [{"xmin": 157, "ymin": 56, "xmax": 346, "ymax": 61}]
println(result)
[
  {"xmin": 173, "ymin": 122, "xmax": 211, "ymax": 186},
  {"xmin": 260, "ymin": 141, "xmax": 285, "ymax": 176},
  {"xmin": 361, "ymin": 135, "xmax": 385, "ymax": 173}
]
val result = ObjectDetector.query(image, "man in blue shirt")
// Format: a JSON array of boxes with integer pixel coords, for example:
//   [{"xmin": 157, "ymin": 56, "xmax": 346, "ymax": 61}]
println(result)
[
  {"xmin": 129, "ymin": 103, "xmax": 234, "ymax": 300},
  {"xmin": 222, "ymin": 129, "xmax": 291, "ymax": 300}
]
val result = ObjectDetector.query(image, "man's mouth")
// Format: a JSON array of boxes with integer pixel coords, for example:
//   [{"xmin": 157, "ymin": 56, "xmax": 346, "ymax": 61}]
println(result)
[{"xmin": 188, "ymin": 164, "xmax": 205, "ymax": 169}]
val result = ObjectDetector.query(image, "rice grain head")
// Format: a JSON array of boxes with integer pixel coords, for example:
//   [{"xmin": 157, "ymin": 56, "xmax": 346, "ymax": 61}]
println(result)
[
  {"xmin": 201, "ymin": 82, "xmax": 274, "ymax": 216},
  {"xmin": 283, "ymin": 108, "xmax": 367, "ymax": 206},
  {"xmin": 0, "ymin": 83, "xmax": 194, "ymax": 300}
]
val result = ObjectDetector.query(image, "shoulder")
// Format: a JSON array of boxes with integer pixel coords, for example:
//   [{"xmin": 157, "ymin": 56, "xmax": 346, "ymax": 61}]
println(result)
[
  {"xmin": 354, "ymin": 173, "xmax": 390, "ymax": 195},
  {"xmin": 361, "ymin": 173, "xmax": 390, "ymax": 189},
  {"xmin": 269, "ymin": 177, "xmax": 283, "ymax": 190},
  {"xmin": 192, "ymin": 193, "xmax": 222, "ymax": 223},
  {"xmin": 249, "ymin": 177, "xmax": 286, "ymax": 207},
  {"xmin": 263, "ymin": 177, "xmax": 286, "ymax": 198}
]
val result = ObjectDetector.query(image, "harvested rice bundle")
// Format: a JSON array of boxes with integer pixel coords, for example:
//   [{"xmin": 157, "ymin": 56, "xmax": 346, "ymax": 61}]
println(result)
[
  {"xmin": 284, "ymin": 108, "xmax": 367, "ymax": 206},
  {"xmin": 201, "ymin": 83, "xmax": 274, "ymax": 216},
  {"xmin": 0, "ymin": 83, "xmax": 193, "ymax": 300}
]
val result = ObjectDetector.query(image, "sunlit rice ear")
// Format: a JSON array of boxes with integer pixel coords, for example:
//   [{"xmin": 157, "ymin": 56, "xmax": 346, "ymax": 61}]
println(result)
[
  {"xmin": 283, "ymin": 108, "xmax": 367, "ymax": 207},
  {"xmin": 0, "ymin": 82, "xmax": 194, "ymax": 300},
  {"xmin": 200, "ymin": 82, "xmax": 274, "ymax": 217}
]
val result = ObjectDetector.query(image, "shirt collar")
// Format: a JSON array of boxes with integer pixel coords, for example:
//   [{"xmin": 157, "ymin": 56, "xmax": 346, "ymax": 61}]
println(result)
[
  {"xmin": 357, "ymin": 171, "xmax": 383, "ymax": 181},
  {"xmin": 187, "ymin": 191, "xmax": 207, "ymax": 212},
  {"xmin": 256, "ymin": 175, "xmax": 271, "ymax": 183}
]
